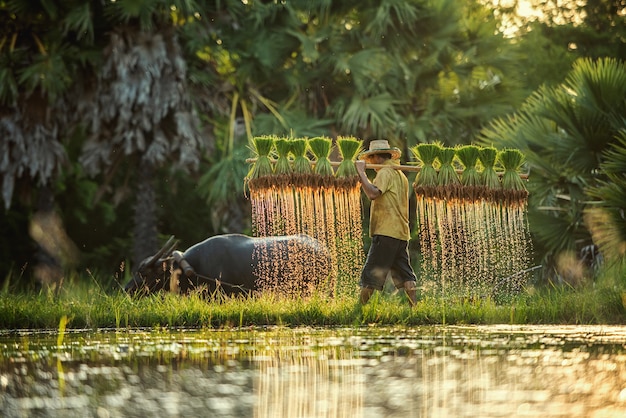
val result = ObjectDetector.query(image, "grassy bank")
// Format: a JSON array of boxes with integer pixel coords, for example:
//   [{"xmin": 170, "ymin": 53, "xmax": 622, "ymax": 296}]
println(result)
[{"xmin": 0, "ymin": 279, "xmax": 624, "ymax": 330}]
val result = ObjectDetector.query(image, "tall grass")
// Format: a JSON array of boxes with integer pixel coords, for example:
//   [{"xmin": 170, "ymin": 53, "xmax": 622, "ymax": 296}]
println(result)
[{"xmin": 0, "ymin": 274, "xmax": 624, "ymax": 329}]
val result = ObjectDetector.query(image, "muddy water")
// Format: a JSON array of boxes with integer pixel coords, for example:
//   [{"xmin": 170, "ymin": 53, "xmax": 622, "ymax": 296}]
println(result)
[{"xmin": 1, "ymin": 325, "xmax": 626, "ymax": 417}]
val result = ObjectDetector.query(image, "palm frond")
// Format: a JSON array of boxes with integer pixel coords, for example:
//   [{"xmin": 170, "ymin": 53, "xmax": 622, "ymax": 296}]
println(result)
[
  {"xmin": 365, "ymin": 0, "xmax": 420, "ymax": 37},
  {"xmin": 0, "ymin": 66, "xmax": 19, "ymax": 106},
  {"xmin": 336, "ymin": 92, "xmax": 398, "ymax": 138},
  {"xmin": 81, "ymin": 27, "xmax": 202, "ymax": 175},
  {"xmin": 63, "ymin": 2, "xmax": 95, "ymax": 42},
  {"xmin": 103, "ymin": 0, "xmax": 158, "ymax": 29},
  {"xmin": 586, "ymin": 130, "xmax": 626, "ymax": 262},
  {"xmin": 198, "ymin": 147, "xmax": 248, "ymax": 206}
]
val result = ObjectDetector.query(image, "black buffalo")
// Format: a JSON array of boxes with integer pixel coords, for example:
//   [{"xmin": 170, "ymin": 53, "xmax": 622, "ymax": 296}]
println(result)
[{"xmin": 124, "ymin": 234, "xmax": 333, "ymax": 297}]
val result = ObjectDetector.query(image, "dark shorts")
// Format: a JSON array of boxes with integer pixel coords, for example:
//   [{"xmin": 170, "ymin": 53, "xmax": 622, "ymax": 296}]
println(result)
[{"xmin": 360, "ymin": 235, "xmax": 417, "ymax": 291}]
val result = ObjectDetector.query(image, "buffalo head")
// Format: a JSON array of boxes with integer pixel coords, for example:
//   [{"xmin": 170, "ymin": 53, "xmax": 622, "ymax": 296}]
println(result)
[{"xmin": 125, "ymin": 236, "xmax": 180, "ymax": 294}]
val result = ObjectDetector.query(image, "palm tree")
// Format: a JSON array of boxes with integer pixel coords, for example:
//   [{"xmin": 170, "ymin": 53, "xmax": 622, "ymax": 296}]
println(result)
[
  {"xmin": 478, "ymin": 57, "xmax": 626, "ymax": 278},
  {"xmin": 586, "ymin": 131, "xmax": 626, "ymax": 281},
  {"xmin": 0, "ymin": 0, "xmax": 87, "ymax": 209},
  {"xmin": 79, "ymin": 1, "xmax": 205, "ymax": 268},
  {"xmin": 0, "ymin": 0, "xmax": 95, "ymax": 285}
]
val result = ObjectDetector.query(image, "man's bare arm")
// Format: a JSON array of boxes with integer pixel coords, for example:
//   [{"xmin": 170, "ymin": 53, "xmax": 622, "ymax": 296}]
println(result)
[{"xmin": 356, "ymin": 160, "xmax": 382, "ymax": 200}]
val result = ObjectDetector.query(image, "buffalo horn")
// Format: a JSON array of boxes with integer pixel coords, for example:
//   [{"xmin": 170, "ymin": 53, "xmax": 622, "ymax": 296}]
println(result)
[
  {"xmin": 160, "ymin": 238, "xmax": 180, "ymax": 261},
  {"xmin": 172, "ymin": 250, "xmax": 195, "ymax": 277},
  {"xmin": 146, "ymin": 235, "xmax": 176, "ymax": 266}
]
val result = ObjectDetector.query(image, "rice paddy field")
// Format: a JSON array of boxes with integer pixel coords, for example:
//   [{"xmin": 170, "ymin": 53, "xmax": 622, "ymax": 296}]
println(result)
[{"xmin": 0, "ymin": 278, "xmax": 624, "ymax": 330}]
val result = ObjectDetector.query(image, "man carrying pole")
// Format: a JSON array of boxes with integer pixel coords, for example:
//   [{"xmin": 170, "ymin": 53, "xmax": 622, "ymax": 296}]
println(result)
[{"xmin": 356, "ymin": 140, "xmax": 418, "ymax": 307}]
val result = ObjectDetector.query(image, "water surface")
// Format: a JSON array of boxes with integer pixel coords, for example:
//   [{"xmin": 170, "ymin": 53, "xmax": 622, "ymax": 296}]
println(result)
[{"xmin": 1, "ymin": 325, "xmax": 625, "ymax": 417}]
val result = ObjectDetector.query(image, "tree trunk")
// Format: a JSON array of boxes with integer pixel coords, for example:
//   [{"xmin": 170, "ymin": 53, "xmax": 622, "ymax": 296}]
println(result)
[
  {"xmin": 29, "ymin": 184, "xmax": 79, "ymax": 291},
  {"xmin": 31, "ymin": 185, "xmax": 62, "ymax": 288},
  {"xmin": 132, "ymin": 162, "xmax": 158, "ymax": 269}
]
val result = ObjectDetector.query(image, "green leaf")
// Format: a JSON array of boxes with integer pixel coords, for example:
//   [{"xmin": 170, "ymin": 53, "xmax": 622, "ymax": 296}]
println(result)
[
  {"xmin": 63, "ymin": 3, "xmax": 95, "ymax": 42},
  {"xmin": 0, "ymin": 67, "xmax": 18, "ymax": 105}
]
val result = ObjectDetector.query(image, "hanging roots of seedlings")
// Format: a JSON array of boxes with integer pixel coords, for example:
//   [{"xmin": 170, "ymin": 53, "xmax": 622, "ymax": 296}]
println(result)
[
  {"xmin": 335, "ymin": 136, "xmax": 362, "ymax": 189},
  {"xmin": 479, "ymin": 146, "xmax": 502, "ymax": 202},
  {"xmin": 456, "ymin": 145, "xmax": 482, "ymax": 201},
  {"xmin": 499, "ymin": 148, "xmax": 528, "ymax": 205},
  {"xmin": 247, "ymin": 135, "xmax": 276, "ymax": 190},
  {"xmin": 309, "ymin": 136, "xmax": 335, "ymax": 187},
  {"xmin": 411, "ymin": 143, "xmax": 440, "ymax": 199},
  {"xmin": 436, "ymin": 145, "xmax": 461, "ymax": 200}
]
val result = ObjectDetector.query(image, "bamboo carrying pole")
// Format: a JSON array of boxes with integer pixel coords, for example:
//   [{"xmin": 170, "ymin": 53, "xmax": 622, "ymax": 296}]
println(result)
[{"xmin": 245, "ymin": 158, "xmax": 529, "ymax": 179}]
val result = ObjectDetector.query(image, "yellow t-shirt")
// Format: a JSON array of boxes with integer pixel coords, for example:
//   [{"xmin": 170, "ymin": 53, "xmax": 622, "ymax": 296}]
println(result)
[{"xmin": 369, "ymin": 160, "xmax": 410, "ymax": 241}]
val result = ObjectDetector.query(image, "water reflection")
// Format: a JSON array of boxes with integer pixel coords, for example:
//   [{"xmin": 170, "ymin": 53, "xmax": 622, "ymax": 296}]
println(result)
[{"xmin": 1, "ymin": 325, "xmax": 626, "ymax": 417}]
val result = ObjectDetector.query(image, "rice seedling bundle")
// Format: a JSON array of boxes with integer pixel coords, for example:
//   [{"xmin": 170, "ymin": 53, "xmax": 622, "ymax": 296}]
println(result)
[
  {"xmin": 291, "ymin": 137, "xmax": 314, "ymax": 187},
  {"xmin": 456, "ymin": 145, "xmax": 482, "ymax": 201},
  {"xmin": 436, "ymin": 145, "xmax": 461, "ymax": 199},
  {"xmin": 272, "ymin": 137, "xmax": 293, "ymax": 187},
  {"xmin": 274, "ymin": 138, "xmax": 292, "ymax": 175},
  {"xmin": 335, "ymin": 136, "xmax": 362, "ymax": 188},
  {"xmin": 478, "ymin": 146, "xmax": 501, "ymax": 201},
  {"xmin": 498, "ymin": 148, "xmax": 528, "ymax": 204},
  {"xmin": 291, "ymin": 138, "xmax": 312, "ymax": 173},
  {"xmin": 309, "ymin": 136, "xmax": 334, "ymax": 186},
  {"xmin": 457, "ymin": 145, "xmax": 481, "ymax": 185},
  {"xmin": 247, "ymin": 135, "xmax": 276, "ymax": 189},
  {"xmin": 410, "ymin": 143, "xmax": 440, "ymax": 198}
]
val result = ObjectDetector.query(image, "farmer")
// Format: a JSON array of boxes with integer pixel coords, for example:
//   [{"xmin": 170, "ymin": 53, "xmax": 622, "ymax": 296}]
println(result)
[{"xmin": 356, "ymin": 139, "xmax": 418, "ymax": 307}]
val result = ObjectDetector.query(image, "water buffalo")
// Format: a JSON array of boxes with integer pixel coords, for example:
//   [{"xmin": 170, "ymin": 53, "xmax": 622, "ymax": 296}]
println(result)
[{"xmin": 124, "ymin": 234, "xmax": 333, "ymax": 297}]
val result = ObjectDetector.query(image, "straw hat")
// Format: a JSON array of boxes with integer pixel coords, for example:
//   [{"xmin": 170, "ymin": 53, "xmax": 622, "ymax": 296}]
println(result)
[{"xmin": 358, "ymin": 139, "xmax": 401, "ymax": 160}]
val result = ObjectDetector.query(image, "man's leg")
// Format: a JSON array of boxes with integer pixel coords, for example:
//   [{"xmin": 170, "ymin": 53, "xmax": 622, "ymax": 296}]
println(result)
[
  {"xmin": 403, "ymin": 281, "xmax": 417, "ymax": 307},
  {"xmin": 360, "ymin": 236, "xmax": 393, "ymax": 304},
  {"xmin": 390, "ymin": 239, "xmax": 418, "ymax": 307}
]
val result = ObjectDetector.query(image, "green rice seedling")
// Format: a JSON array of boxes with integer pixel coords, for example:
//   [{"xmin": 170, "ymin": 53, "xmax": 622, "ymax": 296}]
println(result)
[
  {"xmin": 247, "ymin": 135, "xmax": 276, "ymax": 189},
  {"xmin": 456, "ymin": 145, "xmax": 482, "ymax": 201},
  {"xmin": 335, "ymin": 136, "xmax": 362, "ymax": 179},
  {"xmin": 274, "ymin": 137, "xmax": 293, "ymax": 175},
  {"xmin": 291, "ymin": 138, "xmax": 312, "ymax": 174},
  {"xmin": 410, "ymin": 143, "xmax": 440, "ymax": 198},
  {"xmin": 457, "ymin": 145, "xmax": 481, "ymax": 186},
  {"xmin": 309, "ymin": 136, "xmax": 334, "ymax": 184},
  {"xmin": 290, "ymin": 137, "xmax": 314, "ymax": 188},
  {"xmin": 478, "ymin": 146, "xmax": 501, "ymax": 201},
  {"xmin": 498, "ymin": 149, "xmax": 526, "ymax": 190},
  {"xmin": 436, "ymin": 145, "xmax": 461, "ymax": 199},
  {"xmin": 498, "ymin": 148, "xmax": 528, "ymax": 204},
  {"xmin": 273, "ymin": 137, "xmax": 292, "ymax": 187}
]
